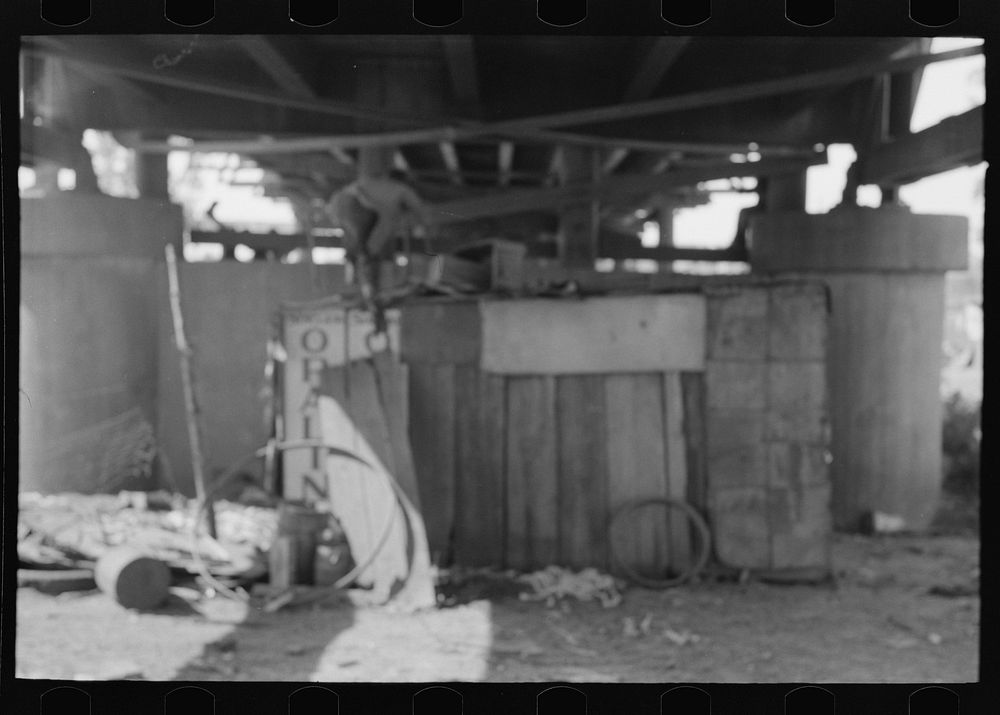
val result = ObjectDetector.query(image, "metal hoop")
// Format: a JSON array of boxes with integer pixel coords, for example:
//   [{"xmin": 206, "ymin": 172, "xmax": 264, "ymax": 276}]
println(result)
[{"xmin": 608, "ymin": 497, "xmax": 712, "ymax": 589}]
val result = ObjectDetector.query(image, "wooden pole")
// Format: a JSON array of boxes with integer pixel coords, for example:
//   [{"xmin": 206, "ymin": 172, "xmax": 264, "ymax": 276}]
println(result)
[{"xmin": 165, "ymin": 243, "xmax": 217, "ymax": 538}]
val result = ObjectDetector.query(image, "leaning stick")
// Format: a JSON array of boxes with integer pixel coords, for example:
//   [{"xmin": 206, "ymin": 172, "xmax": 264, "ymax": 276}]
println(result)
[{"xmin": 165, "ymin": 243, "xmax": 217, "ymax": 538}]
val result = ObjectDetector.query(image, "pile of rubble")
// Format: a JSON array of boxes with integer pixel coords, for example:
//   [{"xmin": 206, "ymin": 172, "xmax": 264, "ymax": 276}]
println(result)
[
  {"xmin": 518, "ymin": 566, "xmax": 625, "ymax": 608},
  {"xmin": 17, "ymin": 491, "xmax": 278, "ymax": 592}
]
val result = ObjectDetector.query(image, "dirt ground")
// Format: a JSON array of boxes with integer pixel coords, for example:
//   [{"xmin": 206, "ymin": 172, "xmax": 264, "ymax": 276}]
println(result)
[{"xmin": 16, "ymin": 529, "xmax": 978, "ymax": 684}]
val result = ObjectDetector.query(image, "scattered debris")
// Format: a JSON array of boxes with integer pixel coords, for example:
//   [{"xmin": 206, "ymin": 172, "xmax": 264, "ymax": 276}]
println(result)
[
  {"xmin": 208, "ymin": 635, "xmax": 238, "ymax": 654},
  {"xmin": 72, "ymin": 661, "xmax": 145, "ymax": 681},
  {"xmin": 855, "ymin": 567, "xmax": 897, "ymax": 590},
  {"xmin": 860, "ymin": 511, "xmax": 907, "ymax": 535},
  {"xmin": 639, "ymin": 613, "xmax": 654, "ymax": 635},
  {"xmin": 887, "ymin": 615, "xmax": 918, "ymax": 633},
  {"xmin": 928, "ymin": 575, "xmax": 979, "ymax": 597},
  {"xmin": 491, "ymin": 637, "xmax": 544, "ymax": 656},
  {"xmin": 518, "ymin": 566, "xmax": 624, "ymax": 608},
  {"xmin": 547, "ymin": 622, "xmax": 599, "ymax": 657},
  {"xmin": 17, "ymin": 492, "xmax": 279, "ymax": 592},
  {"xmin": 662, "ymin": 627, "xmax": 702, "ymax": 646},
  {"xmin": 17, "ymin": 568, "xmax": 96, "ymax": 595},
  {"xmin": 435, "ymin": 566, "xmax": 529, "ymax": 606},
  {"xmin": 886, "ymin": 635, "xmax": 920, "ymax": 649},
  {"xmin": 253, "ymin": 583, "xmax": 352, "ymax": 613}
]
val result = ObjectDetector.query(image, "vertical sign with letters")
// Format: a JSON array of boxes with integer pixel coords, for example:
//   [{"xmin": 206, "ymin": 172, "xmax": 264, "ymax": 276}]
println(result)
[{"xmin": 280, "ymin": 305, "xmax": 400, "ymax": 501}]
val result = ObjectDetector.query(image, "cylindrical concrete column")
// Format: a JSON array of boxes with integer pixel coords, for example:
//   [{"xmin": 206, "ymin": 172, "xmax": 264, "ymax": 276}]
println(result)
[{"xmin": 749, "ymin": 206, "xmax": 968, "ymax": 531}]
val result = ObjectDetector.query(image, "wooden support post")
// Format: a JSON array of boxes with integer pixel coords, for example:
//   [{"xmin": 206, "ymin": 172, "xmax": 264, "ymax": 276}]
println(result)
[
  {"xmin": 164, "ymin": 243, "xmax": 216, "ymax": 538},
  {"xmin": 135, "ymin": 148, "xmax": 170, "ymax": 199},
  {"xmin": 655, "ymin": 195, "xmax": 676, "ymax": 248},
  {"xmin": 69, "ymin": 132, "xmax": 100, "ymax": 194},
  {"xmin": 763, "ymin": 172, "xmax": 808, "ymax": 212},
  {"xmin": 559, "ymin": 146, "xmax": 599, "ymax": 268}
]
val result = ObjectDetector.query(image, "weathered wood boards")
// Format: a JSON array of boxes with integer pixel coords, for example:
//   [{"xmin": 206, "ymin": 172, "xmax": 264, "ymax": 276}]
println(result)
[
  {"xmin": 663, "ymin": 373, "xmax": 692, "ymax": 574},
  {"xmin": 480, "ymin": 295, "xmax": 706, "ymax": 374},
  {"xmin": 398, "ymin": 286, "xmax": 832, "ymax": 575},
  {"xmin": 606, "ymin": 374, "xmax": 670, "ymax": 577},
  {"xmin": 454, "ymin": 367, "xmax": 506, "ymax": 567},
  {"xmin": 407, "ymin": 363, "xmax": 456, "ymax": 564},
  {"xmin": 556, "ymin": 375, "xmax": 609, "ymax": 570},
  {"xmin": 506, "ymin": 376, "xmax": 559, "ymax": 570}
]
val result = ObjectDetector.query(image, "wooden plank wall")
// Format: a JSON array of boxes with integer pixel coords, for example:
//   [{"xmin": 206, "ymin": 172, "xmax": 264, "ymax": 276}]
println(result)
[
  {"xmin": 401, "ymin": 286, "xmax": 830, "ymax": 575},
  {"xmin": 556, "ymin": 375, "xmax": 609, "ymax": 570},
  {"xmin": 405, "ymin": 333, "xmax": 705, "ymax": 574}
]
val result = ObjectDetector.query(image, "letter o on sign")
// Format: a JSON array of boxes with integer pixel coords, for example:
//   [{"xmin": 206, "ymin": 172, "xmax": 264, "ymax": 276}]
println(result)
[{"xmin": 301, "ymin": 328, "xmax": 329, "ymax": 354}]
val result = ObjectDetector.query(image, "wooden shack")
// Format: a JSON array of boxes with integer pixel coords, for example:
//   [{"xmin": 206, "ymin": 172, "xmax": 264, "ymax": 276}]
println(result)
[{"xmin": 398, "ymin": 281, "xmax": 832, "ymax": 575}]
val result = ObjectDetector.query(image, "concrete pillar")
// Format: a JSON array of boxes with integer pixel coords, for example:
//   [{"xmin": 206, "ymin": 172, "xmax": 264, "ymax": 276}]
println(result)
[
  {"xmin": 20, "ymin": 194, "xmax": 182, "ymax": 493},
  {"xmin": 135, "ymin": 150, "xmax": 170, "ymax": 200},
  {"xmin": 749, "ymin": 206, "xmax": 968, "ymax": 531}
]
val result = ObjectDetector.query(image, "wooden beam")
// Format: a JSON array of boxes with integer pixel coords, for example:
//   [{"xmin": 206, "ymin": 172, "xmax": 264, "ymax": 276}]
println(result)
[
  {"xmin": 189, "ymin": 229, "xmax": 345, "ymax": 252},
  {"xmin": 606, "ymin": 38, "xmax": 692, "ymax": 174},
  {"xmin": 413, "ymin": 168, "xmax": 547, "ymax": 183},
  {"xmin": 128, "ymin": 130, "xmax": 811, "ymax": 159},
  {"xmin": 601, "ymin": 148, "xmax": 630, "ymax": 175},
  {"xmin": 236, "ymin": 36, "xmax": 315, "ymax": 99},
  {"xmin": 498, "ymin": 142, "xmax": 514, "ymax": 186},
  {"xmin": 522, "ymin": 129, "xmax": 817, "ymax": 158},
  {"xmin": 329, "ymin": 146, "xmax": 355, "ymax": 166},
  {"xmin": 598, "ymin": 228, "xmax": 748, "ymax": 262},
  {"xmin": 885, "ymin": 39, "xmax": 933, "ymax": 141},
  {"xmin": 651, "ymin": 153, "xmax": 679, "ymax": 174},
  {"xmin": 431, "ymin": 156, "xmax": 824, "ymax": 225},
  {"xmin": 393, "ymin": 149, "xmax": 415, "ymax": 181},
  {"xmin": 857, "ymin": 106, "xmax": 982, "ymax": 186},
  {"xmin": 438, "ymin": 141, "xmax": 463, "ymax": 185},
  {"xmin": 482, "ymin": 46, "xmax": 982, "ymax": 135},
  {"xmin": 442, "ymin": 37, "xmax": 481, "ymax": 111},
  {"xmin": 546, "ymin": 146, "xmax": 565, "ymax": 187},
  {"xmin": 623, "ymin": 37, "xmax": 692, "ymax": 103}
]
